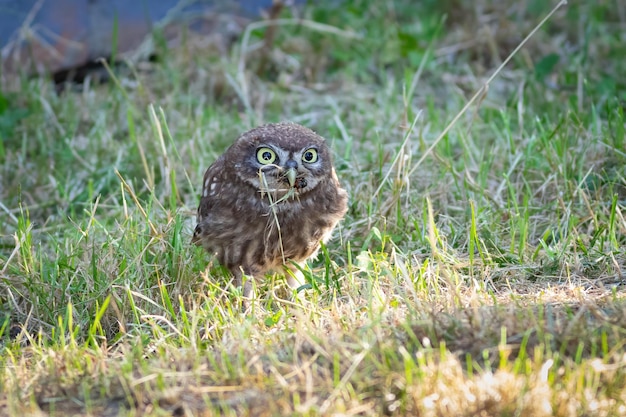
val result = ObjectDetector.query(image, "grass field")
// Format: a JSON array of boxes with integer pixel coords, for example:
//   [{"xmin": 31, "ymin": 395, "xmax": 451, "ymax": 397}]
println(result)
[{"xmin": 1, "ymin": 0, "xmax": 626, "ymax": 415}]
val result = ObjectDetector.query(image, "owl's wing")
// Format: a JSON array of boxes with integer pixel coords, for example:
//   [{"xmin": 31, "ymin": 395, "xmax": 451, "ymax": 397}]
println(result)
[{"xmin": 191, "ymin": 157, "xmax": 225, "ymax": 245}]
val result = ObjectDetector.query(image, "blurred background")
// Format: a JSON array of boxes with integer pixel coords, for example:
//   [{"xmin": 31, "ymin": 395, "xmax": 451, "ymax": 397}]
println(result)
[{"xmin": 1, "ymin": 0, "xmax": 304, "ymax": 81}]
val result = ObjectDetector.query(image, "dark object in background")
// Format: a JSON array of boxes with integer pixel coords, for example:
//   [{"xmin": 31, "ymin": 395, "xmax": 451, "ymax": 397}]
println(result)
[{"xmin": 0, "ymin": 0, "xmax": 303, "ymax": 83}]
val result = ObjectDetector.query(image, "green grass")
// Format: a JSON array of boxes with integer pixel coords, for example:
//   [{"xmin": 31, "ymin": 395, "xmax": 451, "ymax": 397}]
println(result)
[{"xmin": 1, "ymin": 0, "xmax": 626, "ymax": 415}]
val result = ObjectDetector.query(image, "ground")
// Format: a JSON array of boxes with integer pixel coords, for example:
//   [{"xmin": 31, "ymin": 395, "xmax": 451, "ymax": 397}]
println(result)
[{"xmin": 1, "ymin": 0, "xmax": 626, "ymax": 416}]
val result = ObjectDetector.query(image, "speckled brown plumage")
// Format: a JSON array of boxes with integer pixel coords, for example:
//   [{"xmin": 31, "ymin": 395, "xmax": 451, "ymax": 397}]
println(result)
[{"xmin": 192, "ymin": 122, "xmax": 348, "ymax": 299}]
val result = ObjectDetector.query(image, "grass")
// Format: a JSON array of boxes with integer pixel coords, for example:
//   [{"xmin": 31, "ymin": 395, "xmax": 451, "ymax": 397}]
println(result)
[{"xmin": 1, "ymin": 0, "xmax": 626, "ymax": 415}]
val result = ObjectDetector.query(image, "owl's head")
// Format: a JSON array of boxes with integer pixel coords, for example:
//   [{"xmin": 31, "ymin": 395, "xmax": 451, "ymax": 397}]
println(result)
[{"xmin": 225, "ymin": 122, "xmax": 335, "ymax": 199}]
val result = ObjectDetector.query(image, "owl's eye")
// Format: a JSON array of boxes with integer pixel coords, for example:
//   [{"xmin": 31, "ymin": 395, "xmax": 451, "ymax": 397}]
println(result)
[
  {"xmin": 256, "ymin": 147, "xmax": 277, "ymax": 165},
  {"xmin": 302, "ymin": 148, "xmax": 318, "ymax": 163}
]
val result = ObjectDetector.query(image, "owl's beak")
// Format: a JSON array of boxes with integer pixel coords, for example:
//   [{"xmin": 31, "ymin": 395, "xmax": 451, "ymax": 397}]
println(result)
[{"xmin": 285, "ymin": 168, "xmax": 297, "ymax": 188}]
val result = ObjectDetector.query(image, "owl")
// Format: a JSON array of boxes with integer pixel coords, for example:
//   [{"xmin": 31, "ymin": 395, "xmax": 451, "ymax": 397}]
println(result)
[{"xmin": 192, "ymin": 122, "xmax": 348, "ymax": 301}]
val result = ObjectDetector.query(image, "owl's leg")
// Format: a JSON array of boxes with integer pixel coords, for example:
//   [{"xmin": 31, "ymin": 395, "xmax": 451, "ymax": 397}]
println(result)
[
  {"xmin": 230, "ymin": 266, "xmax": 261, "ymax": 314},
  {"xmin": 230, "ymin": 267, "xmax": 254, "ymax": 295},
  {"xmin": 286, "ymin": 265, "xmax": 306, "ymax": 301},
  {"xmin": 229, "ymin": 268, "xmax": 255, "ymax": 311},
  {"xmin": 230, "ymin": 267, "xmax": 243, "ymax": 291},
  {"xmin": 242, "ymin": 275, "xmax": 254, "ymax": 300}
]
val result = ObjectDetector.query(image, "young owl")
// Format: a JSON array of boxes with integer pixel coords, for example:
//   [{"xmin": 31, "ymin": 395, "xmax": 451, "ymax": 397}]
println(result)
[{"xmin": 192, "ymin": 122, "xmax": 348, "ymax": 301}]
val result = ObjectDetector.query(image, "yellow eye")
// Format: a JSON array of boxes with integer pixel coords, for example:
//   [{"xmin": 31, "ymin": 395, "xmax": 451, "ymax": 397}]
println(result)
[
  {"xmin": 302, "ymin": 148, "xmax": 318, "ymax": 163},
  {"xmin": 256, "ymin": 147, "xmax": 277, "ymax": 165}
]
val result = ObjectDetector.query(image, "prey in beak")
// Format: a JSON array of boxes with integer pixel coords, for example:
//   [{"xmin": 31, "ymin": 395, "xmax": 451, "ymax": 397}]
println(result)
[
  {"xmin": 276, "ymin": 159, "xmax": 308, "ymax": 194},
  {"xmin": 282, "ymin": 168, "xmax": 307, "ymax": 191}
]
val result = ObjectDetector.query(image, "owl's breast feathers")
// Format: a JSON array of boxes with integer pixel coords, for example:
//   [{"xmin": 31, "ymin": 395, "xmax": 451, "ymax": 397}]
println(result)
[{"xmin": 192, "ymin": 170, "xmax": 347, "ymax": 272}]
